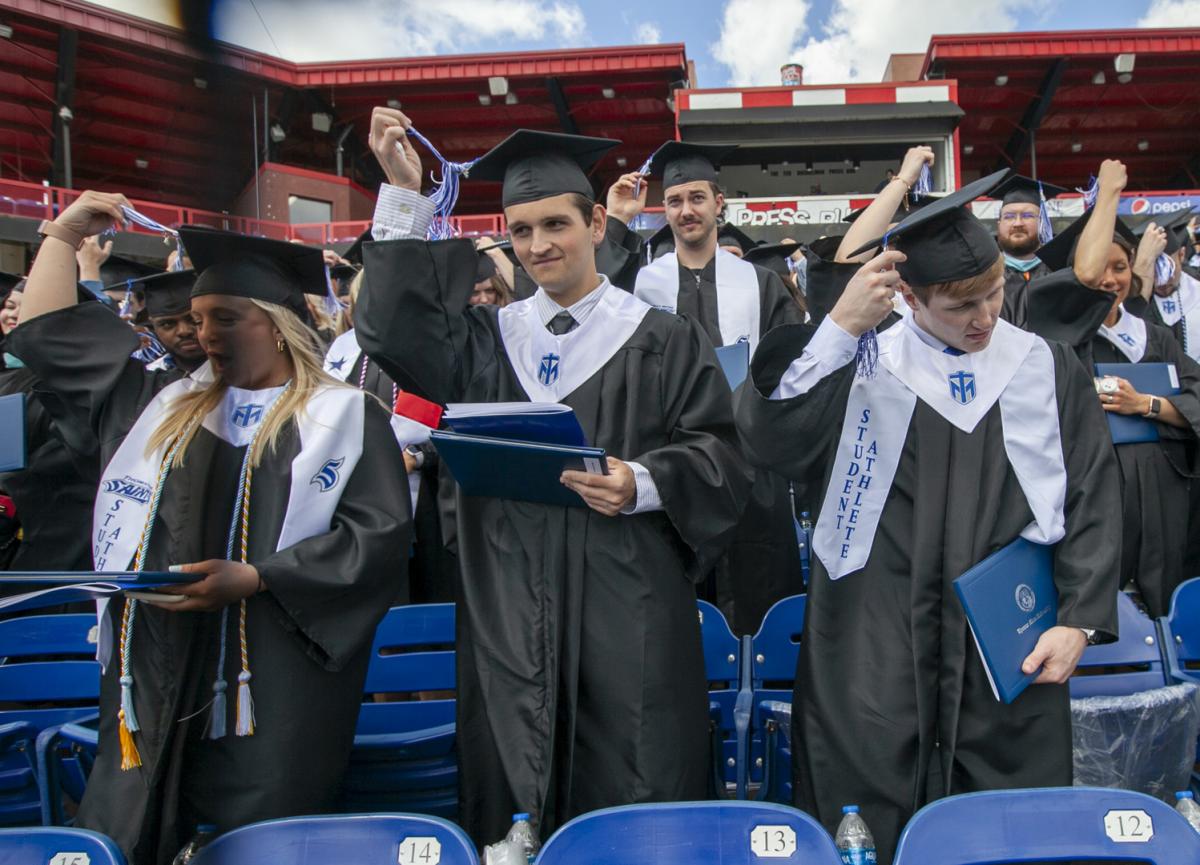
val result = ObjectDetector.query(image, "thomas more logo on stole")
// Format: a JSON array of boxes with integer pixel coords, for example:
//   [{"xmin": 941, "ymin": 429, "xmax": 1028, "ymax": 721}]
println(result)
[
  {"xmin": 231, "ymin": 403, "xmax": 266, "ymax": 428},
  {"xmin": 311, "ymin": 457, "xmax": 345, "ymax": 492},
  {"xmin": 1118, "ymin": 333, "xmax": 1136, "ymax": 347},
  {"xmin": 1164, "ymin": 299, "xmax": 1177, "ymax": 314},
  {"xmin": 1015, "ymin": 583, "xmax": 1037, "ymax": 614},
  {"xmin": 538, "ymin": 352, "xmax": 560, "ymax": 386},
  {"xmin": 102, "ymin": 475, "xmax": 153, "ymax": 504},
  {"xmin": 948, "ymin": 370, "xmax": 976, "ymax": 405}
]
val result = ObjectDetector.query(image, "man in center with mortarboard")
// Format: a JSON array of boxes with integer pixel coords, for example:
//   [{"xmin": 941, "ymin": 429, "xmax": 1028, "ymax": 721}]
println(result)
[
  {"xmin": 991, "ymin": 175, "xmax": 1068, "ymax": 324},
  {"xmin": 597, "ymin": 142, "xmax": 805, "ymax": 634},
  {"xmin": 734, "ymin": 169, "xmax": 1120, "ymax": 861},
  {"xmin": 355, "ymin": 109, "xmax": 752, "ymax": 845}
]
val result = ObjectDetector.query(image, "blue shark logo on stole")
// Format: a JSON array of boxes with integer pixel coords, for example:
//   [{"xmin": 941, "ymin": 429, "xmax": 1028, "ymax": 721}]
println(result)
[
  {"xmin": 231, "ymin": 403, "xmax": 266, "ymax": 428},
  {"xmin": 948, "ymin": 370, "xmax": 976, "ymax": 405},
  {"xmin": 310, "ymin": 457, "xmax": 345, "ymax": 492},
  {"xmin": 1118, "ymin": 333, "xmax": 1136, "ymax": 347},
  {"xmin": 1164, "ymin": 299, "xmax": 1177, "ymax": 314},
  {"xmin": 538, "ymin": 353, "xmax": 560, "ymax": 386}
]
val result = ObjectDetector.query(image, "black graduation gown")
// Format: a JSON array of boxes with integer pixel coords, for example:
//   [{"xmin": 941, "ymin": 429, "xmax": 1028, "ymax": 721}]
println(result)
[
  {"xmin": 345, "ymin": 348, "xmax": 457, "ymax": 604},
  {"xmin": 1000, "ymin": 260, "xmax": 1050, "ymax": 326},
  {"xmin": 0, "ymin": 358, "xmax": 96, "ymax": 572},
  {"xmin": 601, "ymin": 219, "xmax": 806, "ymax": 633},
  {"xmin": 7, "ymin": 304, "xmax": 411, "ymax": 865},
  {"xmin": 733, "ymin": 322, "xmax": 1121, "ymax": 864},
  {"xmin": 357, "ymin": 237, "xmax": 751, "ymax": 845}
]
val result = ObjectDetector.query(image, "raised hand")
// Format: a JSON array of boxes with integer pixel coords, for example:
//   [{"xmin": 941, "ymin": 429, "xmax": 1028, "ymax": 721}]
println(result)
[
  {"xmin": 369, "ymin": 107, "xmax": 422, "ymax": 191},
  {"xmin": 605, "ymin": 172, "xmax": 648, "ymax": 225},
  {"xmin": 829, "ymin": 249, "xmax": 907, "ymax": 337},
  {"xmin": 55, "ymin": 190, "xmax": 129, "ymax": 239}
]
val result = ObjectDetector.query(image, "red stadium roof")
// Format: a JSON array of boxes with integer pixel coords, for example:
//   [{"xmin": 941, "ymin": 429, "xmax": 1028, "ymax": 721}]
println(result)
[
  {"xmin": 922, "ymin": 28, "xmax": 1200, "ymax": 190},
  {"xmin": 0, "ymin": 0, "xmax": 688, "ymax": 212}
]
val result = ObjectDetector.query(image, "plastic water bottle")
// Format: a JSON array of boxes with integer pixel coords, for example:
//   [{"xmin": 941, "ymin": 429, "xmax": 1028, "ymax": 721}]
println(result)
[
  {"xmin": 1177, "ymin": 791, "xmax": 1200, "ymax": 832},
  {"xmin": 505, "ymin": 813, "xmax": 540, "ymax": 864},
  {"xmin": 172, "ymin": 824, "xmax": 217, "ymax": 865},
  {"xmin": 835, "ymin": 806, "xmax": 877, "ymax": 865}
]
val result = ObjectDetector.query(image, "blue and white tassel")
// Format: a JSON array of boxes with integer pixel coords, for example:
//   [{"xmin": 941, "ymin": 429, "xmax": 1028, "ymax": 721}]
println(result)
[
  {"xmin": 911, "ymin": 163, "xmax": 932, "ymax": 200},
  {"xmin": 401, "ymin": 127, "xmax": 478, "ymax": 241},
  {"xmin": 1156, "ymin": 252, "xmax": 1176, "ymax": 288},
  {"xmin": 1037, "ymin": 181, "xmax": 1054, "ymax": 244},
  {"xmin": 1076, "ymin": 175, "xmax": 1099, "ymax": 211}
]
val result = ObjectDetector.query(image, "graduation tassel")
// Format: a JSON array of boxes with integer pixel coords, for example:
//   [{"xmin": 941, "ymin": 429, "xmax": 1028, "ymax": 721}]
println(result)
[
  {"xmin": 1076, "ymin": 175, "xmax": 1099, "ymax": 211},
  {"xmin": 632, "ymin": 154, "xmax": 654, "ymax": 205},
  {"xmin": 117, "ymin": 602, "xmax": 142, "ymax": 770},
  {"xmin": 118, "ymin": 279, "xmax": 134, "ymax": 319},
  {"xmin": 1156, "ymin": 252, "xmax": 1176, "ymax": 288},
  {"xmin": 403, "ymin": 127, "xmax": 478, "ymax": 241},
  {"xmin": 323, "ymin": 265, "xmax": 346, "ymax": 318},
  {"xmin": 206, "ymin": 610, "xmax": 229, "ymax": 740},
  {"xmin": 911, "ymin": 163, "xmax": 932, "ymax": 200},
  {"xmin": 1037, "ymin": 181, "xmax": 1054, "ymax": 244},
  {"xmin": 235, "ymin": 605, "xmax": 256, "ymax": 736}
]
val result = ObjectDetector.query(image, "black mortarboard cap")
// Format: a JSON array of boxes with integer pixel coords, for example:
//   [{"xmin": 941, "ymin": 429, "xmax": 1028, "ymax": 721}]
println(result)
[
  {"xmin": 744, "ymin": 241, "xmax": 799, "ymax": 279},
  {"xmin": 848, "ymin": 168, "xmax": 1011, "ymax": 287},
  {"xmin": 469, "ymin": 129, "xmax": 619, "ymax": 208},
  {"xmin": 647, "ymin": 223, "xmax": 675, "ymax": 259},
  {"xmin": 180, "ymin": 226, "xmax": 328, "ymax": 320},
  {"xmin": 1147, "ymin": 209, "xmax": 1196, "ymax": 255},
  {"xmin": 643, "ymin": 141, "xmax": 737, "ymax": 191},
  {"xmin": 717, "ymin": 223, "xmax": 757, "ymax": 255},
  {"xmin": 476, "ymin": 250, "xmax": 497, "ymax": 283},
  {"xmin": 99, "ymin": 254, "xmax": 159, "ymax": 291},
  {"xmin": 0, "ymin": 271, "xmax": 21, "ymax": 303},
  {"xmin": 844, "ymin": 195, "xmax": 934, "ymax": 226},
  {"xmin": 1037, "ymin": 209, "xmax": 1139, "ymax": 273},
  {"xmin": 342, "ymin": 228, "xmax": 372, "ymax": 267},
  {"xmin": 132, "ymin": 269, "xmax": 197, "ymax": 318},
  {"xmin": 992, "ymin": 175, "xmax": 1068, "ymax": 208}
]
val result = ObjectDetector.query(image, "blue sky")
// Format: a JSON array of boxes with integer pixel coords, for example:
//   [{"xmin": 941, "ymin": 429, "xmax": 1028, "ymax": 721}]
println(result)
[{"xmin": 208, "ymin": 0, "xmax": 1200, "ymax": 87}]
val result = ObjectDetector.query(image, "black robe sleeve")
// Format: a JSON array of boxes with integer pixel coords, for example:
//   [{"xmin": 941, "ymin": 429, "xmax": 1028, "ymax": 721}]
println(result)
[
  {"xmin": 596, "ymin": 218, "xmax": 646, "ymax": 293},
  {"xmin": 733, "ymin": 323, "xmax": 854, "ymax": 484},
  {"xmin": 1024, "ymin": 269, "xmax": 1113, "ymax": 346},
  {"xmin": 1046, "ymin": 340, "xmax": 1122, "ymax": 641},
  {"xmin": 1148, "ymin": 324, "xmax": 1200, "ymax": 470},
  {"xmin": 256, "ymin": 399, "xmax": 413, "ymax": 671},
  {"xmin": 5, "ymin": 303, "xmax": 160, "ymax": 447},
  {"xmin": 357, "ymin": 237, "xmax": 490, "ymax": 405},
  {"xmin": 634, "ymin": 315, "xmax": 754, "ymax": 575}
]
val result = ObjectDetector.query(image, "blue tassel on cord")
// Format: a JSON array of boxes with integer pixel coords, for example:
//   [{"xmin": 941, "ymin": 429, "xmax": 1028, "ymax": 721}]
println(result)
[
  {"xmin": 1076, "ymin": 175, "xmax": 1099, "ymax": 211},
  {"xmin": 1037, "ymin": 181, "xmax": 1054, "ymax": 244},
  {"xmin": 118, "ymin": 279, "xmax": 134, "ymax": 319},
  {"xmin": 402, "ymin": 127, "xmax": 478, "ymax": 240},
  {"xmin": 632, "ymin": 154, "xmax": 654, "ymax": 200},
  {"xmin": 323, "ymin": 265, "xmax": 346, "ymax": 318},
  {"xmin": 911, "ymin": 163, "xmax": 932, "ymax": 200}
]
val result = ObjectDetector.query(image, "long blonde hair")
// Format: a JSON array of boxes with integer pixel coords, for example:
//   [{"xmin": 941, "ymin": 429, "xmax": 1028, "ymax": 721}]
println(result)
[{"xmin": 147, "ymin": 299, "xmax": 347, "ymax": 469}]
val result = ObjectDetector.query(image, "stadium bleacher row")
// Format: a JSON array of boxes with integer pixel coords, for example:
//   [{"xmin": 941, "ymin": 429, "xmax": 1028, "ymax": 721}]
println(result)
[{"xmin": 2, "ymin": 578, "xmax": 1199, "ymax": 863}]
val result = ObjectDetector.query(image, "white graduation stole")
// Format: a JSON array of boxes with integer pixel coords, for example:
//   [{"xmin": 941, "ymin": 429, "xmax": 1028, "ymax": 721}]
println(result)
[
  {"xmin": 92, "ymin": 367, "xmax": 366, "ymax": 667},
  {"xmin": 634, "ymin": 248, "xmax": 761, "ymax": 350},
  {"xmin": 813, "ymin": 319, "xmax": 1067, "ymax": 580},
  {"xmin": 1097, "ymin": 307, "xmax": 1147, "ymax": 363},
  {"xmin": 1154, "ymin": 274, "xmax": 1200, "ymax": 361},
  {"xmin": 497, "ymin": 278, "xmax": 651, "ymax": 403},
  {"xmin": 323, "ymin": 328, "xmax": 361, "ymax": 382}
]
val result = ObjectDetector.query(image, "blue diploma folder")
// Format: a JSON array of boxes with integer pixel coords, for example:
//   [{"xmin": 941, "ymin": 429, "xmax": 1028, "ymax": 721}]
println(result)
[
  {"xmin": 442, "ymin": 402, "xmax": 587, "ymax": 447},
  {"xmin": 953, "ymin": 538, "xmax": 1058, "ymax": 704},
  {"xmin": 0, "ymin": 392, "xmax": 26, "ymax": 472},
  {"xmin": 1094, "ymin": 362, "xmax": 1180, "ymax": 445},
  {"xmin": 715, "ymin": 342, "xmax": 750, "ymax": 390},
  {"xmin": 432, "ymin": 430, "xmax": 607, "ymax": 508},
  {"xmin": 0, "ymin": 571, "xmax": 199, "ymax": 614}
]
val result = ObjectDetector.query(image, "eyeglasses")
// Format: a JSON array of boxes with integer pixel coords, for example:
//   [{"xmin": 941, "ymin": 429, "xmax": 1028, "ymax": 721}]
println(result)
[{"xmin": 1000, "ymin": 211, "xmax": 1040, "ymax": 223}]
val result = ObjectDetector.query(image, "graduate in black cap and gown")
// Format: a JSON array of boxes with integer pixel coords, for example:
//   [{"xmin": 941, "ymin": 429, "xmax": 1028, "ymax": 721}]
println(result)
[
  {"xmin": 8, "ymin": 195, "xmax": 411, "ymax": 865},
  {"xmin": 1124, "ymin": 210, "xmax": 1200, "ymax": 363},
  {"xmin": 591, "ymin": 142, "xmax": 804, "ymax": 633},
  {"xmin": 130, "ymin": 270, "xmax": 208, "ymax": 376},
  {"xmin": 1025, "ymin": 164, "xmax": 1200, "ymax": 617},
  {"xmin": 734, "ymin": 168, "xmax": 1120, "ymax": 863},
  {"xmin": 356, "ymin": 109, "xmax": 751, "ymax": 845},
  {"xmin": 990, "ymin": 175, "xmax": 1067, "ymax": 324}
]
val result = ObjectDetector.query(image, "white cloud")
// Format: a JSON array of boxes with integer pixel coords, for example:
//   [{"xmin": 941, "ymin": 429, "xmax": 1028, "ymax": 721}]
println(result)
[
  {"xmin": 211, "ymin": 0, "xmax": 588, "ymax": 62},
  {"xmin": 712, "ymin": 0, "xmax": 1044, "ymax": 87},
  {"xmin": 634, "ymin": 21, "xmax": 662, "ymax": 44},
  {"xmin": 1139, "ymin": 0, "xmax": 1200, "ymax": 26}
]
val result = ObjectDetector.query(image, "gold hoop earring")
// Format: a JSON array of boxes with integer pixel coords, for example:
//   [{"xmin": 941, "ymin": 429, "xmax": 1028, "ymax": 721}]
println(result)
[{"xmin": 276, "ymin": 338, "xmax": 286, "ymax": 353}]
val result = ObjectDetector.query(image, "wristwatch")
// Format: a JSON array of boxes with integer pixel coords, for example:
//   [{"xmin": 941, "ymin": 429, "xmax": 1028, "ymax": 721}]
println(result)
[
  {"xmin": 1079, "ymin": 628, "xmax": 1099, "ymax": 645},
  {"xmin": 1143, "ymin": 397, "xmax": 1162, "ymax": 419},
  {"xmin": 404, "ymin": 445, "xmax": 426, "ymax": 470},
  {"xmin": 37, "ymin": 219, "xmax": 85, "ymax": 251}
]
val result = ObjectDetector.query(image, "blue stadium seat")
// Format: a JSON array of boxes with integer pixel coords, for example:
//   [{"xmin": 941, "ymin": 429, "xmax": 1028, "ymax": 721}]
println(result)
[
  {"xmin": 1069, "ymin": 591, "xmax": 1168, "ymax": 698},
  {"xmin": 892, "ymin": 786, "xmax": 1200, "ymax": 864},
  {"xmin": 0, "ymin": 826, "xmax": 125, "ymax": 865},
  {"xmin": 339, "ymin": 604, "xmax": 458, "ymax": 818},
  {"xmin": 1159, "ymin": 577, "xmax": 1200, "ymax": 791},
  {"xmin": 757, "ymin": 701, "xmax": 793, "ymax": 806},
  {"xmin": 191, "ymin": 813, "xmax": 478, "ymax": 865},
  {"xmin": 749, "ymin": 594, "xmax": 804, "ymax": 799},
  {"xmin": 535, "ymin": 801, "xmax": 842, "ymax": 865},
  {"xmin": 696, "ymin": 600, "xmax": 744, "ymax": 797},
  {"xmin": 0, "ymin": 614, "xmax": 100, "ymax": 826}
]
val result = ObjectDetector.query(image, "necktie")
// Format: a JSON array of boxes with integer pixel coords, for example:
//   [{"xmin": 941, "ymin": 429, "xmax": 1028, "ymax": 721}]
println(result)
[
  {"xmin": 547, "ymin": 310, "xmax": 578, "ymax": 335},
  {"xmin": 943, "ymin": 346, "xmax": 966, "ymax": 357}
]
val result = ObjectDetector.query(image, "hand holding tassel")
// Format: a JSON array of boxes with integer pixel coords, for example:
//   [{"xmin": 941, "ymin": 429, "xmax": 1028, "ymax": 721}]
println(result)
[{"xmin": 828, "ymin": 249, "xmax": 908, "ymax": 343}]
